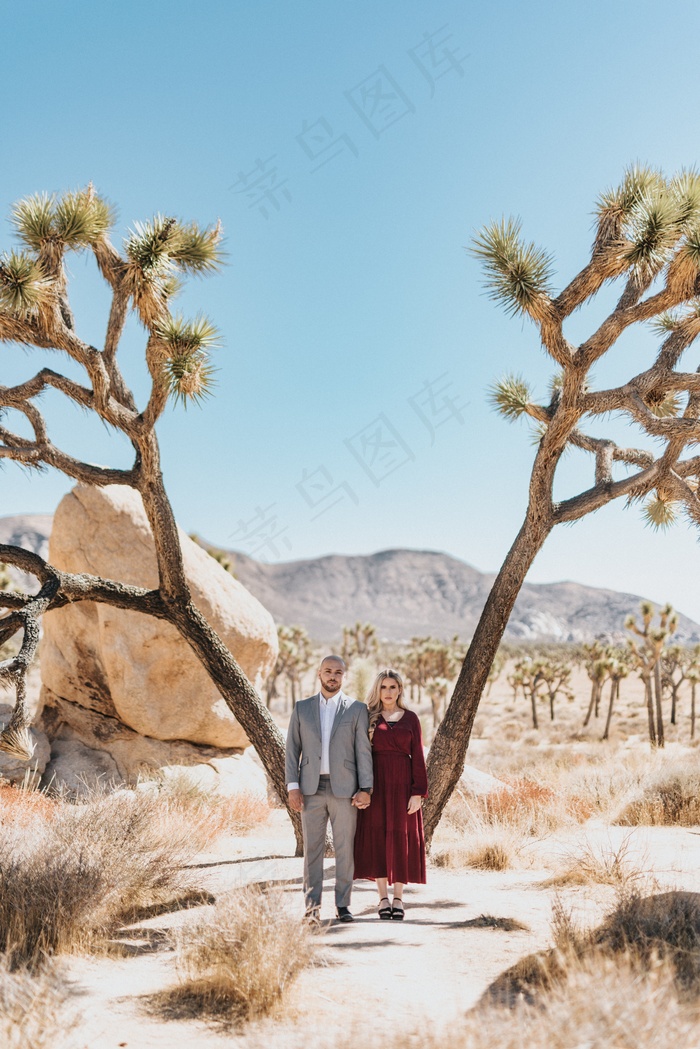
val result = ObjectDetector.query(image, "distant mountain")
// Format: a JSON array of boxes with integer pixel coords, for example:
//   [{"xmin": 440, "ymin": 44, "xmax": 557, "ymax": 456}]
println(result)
[
  {"xmin": 229, "ymin": 547, "xmax": 700, "ymax": 644},
  {"xmin": 2, "ymin": 514, "xmax": 699, "ymax": 644}
]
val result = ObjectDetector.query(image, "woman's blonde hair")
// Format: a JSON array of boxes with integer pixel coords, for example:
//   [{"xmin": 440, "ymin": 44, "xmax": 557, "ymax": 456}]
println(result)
[{"xmin": 366, "ymin": 669, "xmax": 406, "ymax": 739}]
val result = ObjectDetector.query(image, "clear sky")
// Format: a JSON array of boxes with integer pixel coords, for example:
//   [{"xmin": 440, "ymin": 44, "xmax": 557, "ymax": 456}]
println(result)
[{"xmin": 3, "ymin": 0, "xmax": 700, "ymax": 622}]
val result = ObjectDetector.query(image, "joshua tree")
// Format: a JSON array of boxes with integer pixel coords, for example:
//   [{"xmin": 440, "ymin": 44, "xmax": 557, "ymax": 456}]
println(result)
[
  {"xmin": 626, "ymin": 602, "xmax": 677, "ymax": 746},
  {"xmin": 486, "ymin": 649, "xmax": 505, "ymax": 696},
  {"xmin": 539, "ymin": 657, "xmax": 574, "ymax": 721},
  {"xmin": 425, "ymin": 676, "xmax": 450, "ymax": 729},
  {"xmin": 266, "ymin": 624, "xmax": 316, "ymax": 708},
  {"xmin": 601, "ymin": 648, "xmax": 632, "ymax": 742},
  {"xmin": 687, "ymin": 653, "xmax": 700, "ymax": 740},
  {"xmin": 404, "ymin": 636, "xmax": 459, "ymax": 709},
  {"xmin": 340, "ymin": 621, "xmax": 378, "ymax": 664},
  {"xmin": 425, "ymin": 166, "xmax": 700, "ymax": 843},
  {"xmin": 0, "ymin": 187, "xmax": 304, "ymax": 846},
  {"xmin": 661, "ymin": 642, "xmax": 693, "ymax": 725},
  {"xmin": 581, "ymin": 642, "xmax": 611, "ymax": 727},
  {"xmin": 511, "ymin": 656, "xmax": 547, "ymax": 729}
]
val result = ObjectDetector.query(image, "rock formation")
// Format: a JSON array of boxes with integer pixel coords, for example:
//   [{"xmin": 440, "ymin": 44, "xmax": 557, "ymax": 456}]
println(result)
[{"xmin": 38, "ymin": 485, "xmax": 278, "ymax": 787}]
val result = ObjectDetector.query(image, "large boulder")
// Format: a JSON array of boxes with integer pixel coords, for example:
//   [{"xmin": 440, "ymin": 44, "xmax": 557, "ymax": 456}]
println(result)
[{"xmin": 39, "ymin": 485, "xmax": 278, "ymax": 763}]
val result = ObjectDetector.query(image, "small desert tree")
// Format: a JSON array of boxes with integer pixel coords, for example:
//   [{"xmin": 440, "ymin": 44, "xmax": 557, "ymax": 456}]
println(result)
[
  {"xmin": 425, "ymin": 165, "xmax": 700, "ymax": 842},
  {"xmin": 626, "ymin": 601, "xmax": 677, "ymax": 746},
  {"xmin": 661, "ymin": 642, "xmax": 693, "ymax": 725},
  {"xmin": 601, "ymin": 647, "xmax": 632, "ymax": 742},
  {"xmin": 0, "ymin": 187, "xmax": 303, "ymax": 847},
  {"xmin": 340, "ymin": 621, "xmax": 378, "ymax": 664}
]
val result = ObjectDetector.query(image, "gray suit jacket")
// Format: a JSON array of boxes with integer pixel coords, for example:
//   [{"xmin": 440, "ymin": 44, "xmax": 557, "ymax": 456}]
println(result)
[{"xmin": 285, "ymin": 692, "xmax": 374, "ymax": 798}]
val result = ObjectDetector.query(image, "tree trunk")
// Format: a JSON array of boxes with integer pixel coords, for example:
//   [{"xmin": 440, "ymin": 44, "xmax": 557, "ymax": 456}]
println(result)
[
  {"xmin": 670, "ymin": 685, "xmax": 678, "ymax": 726},
  {"xmin": 169, "ymin": 600, "xmax": 304, "ymax": 854},
  {"xmin": 134, "ymin": 460, "xmax": 304, "ymax": 852},
  {"xmin": 602, "ymin": 678, "xmax": 617, "ymax": 741},
  {"xmin": 549, "ymin": 690, "xmax": 555, "ymax": 721},
  {"xmin": 530, "ymin": 688, "xmax": 539, "ymax": 729},
  {"xmin": 583, "ymin": 683, "xmax": 598, "ymax": 727},
  {"xmin": 594, "ymin": 685, "xmax": 601, "ymax": 718},
  {"xmin": 654, "ymin": 661, "xmax": 665, "ymax": 748},
  {"xmin": 423, "ymin": 513, "xmax": 551, "ymax": 847},
  {"xmin": 644, "ymin": 677, "xmax": 657, "ymax": 746},
  {"xmin": 691, "ymin": 683, "xmax": 696, "ymax": 741}
]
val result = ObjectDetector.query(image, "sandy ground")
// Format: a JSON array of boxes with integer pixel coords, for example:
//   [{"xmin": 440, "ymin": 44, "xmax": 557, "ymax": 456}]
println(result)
[{"xmin": 59, "ymin": 810, "xmax": 700, "ymax": 1049}]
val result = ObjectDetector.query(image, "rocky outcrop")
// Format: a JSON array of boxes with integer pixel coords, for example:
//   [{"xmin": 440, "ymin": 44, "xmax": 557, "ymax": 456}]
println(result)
[{"xmin": 38, "ymin": 485, "xmax": 278, "ymax": 781}]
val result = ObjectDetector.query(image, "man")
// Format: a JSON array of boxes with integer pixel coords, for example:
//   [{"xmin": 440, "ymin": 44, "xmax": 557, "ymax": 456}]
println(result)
[{"xmin": 285, "ymin": 655, "xmax": 373, "ymax": 923}]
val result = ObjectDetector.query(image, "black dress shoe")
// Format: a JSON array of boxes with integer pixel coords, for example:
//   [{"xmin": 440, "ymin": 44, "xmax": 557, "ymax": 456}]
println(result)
[{"xmin": 336, "ymin": 906, "xmax": 354, "ymax": 922}]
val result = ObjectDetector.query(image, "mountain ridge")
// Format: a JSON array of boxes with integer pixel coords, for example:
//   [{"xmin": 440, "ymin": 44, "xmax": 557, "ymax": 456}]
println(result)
[{"xmin": 2, "ymin": 514, "xmax": 698, "ymax": 644}]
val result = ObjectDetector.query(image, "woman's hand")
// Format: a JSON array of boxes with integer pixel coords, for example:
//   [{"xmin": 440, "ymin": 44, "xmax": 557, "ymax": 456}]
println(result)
[{"xmin": 407, "ymin": 795, "xmax": 422, "ymax": 815}]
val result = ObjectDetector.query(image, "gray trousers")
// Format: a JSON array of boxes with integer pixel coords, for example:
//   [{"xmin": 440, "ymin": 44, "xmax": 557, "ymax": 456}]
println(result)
[{"xmin": 301, "ymin": 777, "xmax": 357, "ymax": 910}]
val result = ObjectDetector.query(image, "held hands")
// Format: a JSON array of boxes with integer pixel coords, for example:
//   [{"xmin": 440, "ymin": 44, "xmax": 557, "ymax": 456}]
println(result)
[
  {"xmin": 352, "ymin": 790, "xmax": 371, "ymax": 809},
  {"xmin": 407, "ymin": 795, "xmax": 422, "ymax": 815},
  {"xmin": 288, "ymin": 788, "xmax": 304, "ymax": 813}
]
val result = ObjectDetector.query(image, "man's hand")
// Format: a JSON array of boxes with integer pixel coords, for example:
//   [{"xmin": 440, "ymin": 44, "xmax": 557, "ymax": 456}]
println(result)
[
  {"xmin": 352, "ymin": 790, "xmax": 371, "ymax": 809},
  {"xmin": 407, "ymin": 795, "xmax": 422, "ymax": 815},
  {"xmin": 288, "ymin": 788, "xmax": 304, "ymax": 813}
]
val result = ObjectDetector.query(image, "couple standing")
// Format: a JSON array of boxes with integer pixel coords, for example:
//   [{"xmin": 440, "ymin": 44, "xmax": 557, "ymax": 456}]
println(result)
[{"xmin": 285, "ymin": 655, "xmax": 428, "ymax": 923}]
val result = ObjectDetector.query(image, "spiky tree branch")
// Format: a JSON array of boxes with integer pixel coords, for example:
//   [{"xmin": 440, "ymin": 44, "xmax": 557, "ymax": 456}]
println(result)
[
  {"xmin": 0, "ymin": 186, "xmax": 300, "ymax": 850},
  {"xmin": 424, "ymin": 164, "xmax": 700, "ymax": 844}
]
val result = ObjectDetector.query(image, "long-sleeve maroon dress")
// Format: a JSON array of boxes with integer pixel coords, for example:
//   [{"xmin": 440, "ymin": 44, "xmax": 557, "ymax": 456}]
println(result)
[{"xmin": 354, "ymin": 709, "xmax": 428, "ymax": 885}]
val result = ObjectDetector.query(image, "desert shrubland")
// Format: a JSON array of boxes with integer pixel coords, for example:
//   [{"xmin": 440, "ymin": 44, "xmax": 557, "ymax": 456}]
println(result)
[
  {"xmin": 0, "ymin": 787, "xmax": 213, "ymax": 969},
  {"xmin": 173, "ymin": 886, "xmax": 313, "ymax": 1020},
  {"xmin": 0, "ymin": 958, "xmax": 79, "ymax": 1049}
]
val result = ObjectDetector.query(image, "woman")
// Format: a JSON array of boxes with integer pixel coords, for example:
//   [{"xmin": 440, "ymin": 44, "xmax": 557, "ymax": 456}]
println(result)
[{"xmin": 353, "ymin": 669, "xmax": 428, "ymax": 920}]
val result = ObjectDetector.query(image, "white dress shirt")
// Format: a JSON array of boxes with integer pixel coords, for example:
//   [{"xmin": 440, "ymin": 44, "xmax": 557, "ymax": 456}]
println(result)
[{"xmin": 287, "ymin": 690, "xmax": 341, "ymax": 792}]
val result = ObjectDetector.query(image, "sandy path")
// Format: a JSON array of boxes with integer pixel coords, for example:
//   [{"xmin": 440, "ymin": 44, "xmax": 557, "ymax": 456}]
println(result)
[{"xmin": 62, "ymin": 814, "xmax": 700, "ymax": 1048}]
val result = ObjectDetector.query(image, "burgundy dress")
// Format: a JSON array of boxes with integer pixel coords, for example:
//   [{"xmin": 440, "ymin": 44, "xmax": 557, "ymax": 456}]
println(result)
[{"xmin": 354, "ymin": 709, "xmax": 428, "ymax": 885}]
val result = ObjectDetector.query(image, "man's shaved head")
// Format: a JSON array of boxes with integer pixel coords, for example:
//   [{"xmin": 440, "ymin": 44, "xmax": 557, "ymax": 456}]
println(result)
[{"xmin": 320, "ymin": 655, "xmax": 347, "ymax": 671}]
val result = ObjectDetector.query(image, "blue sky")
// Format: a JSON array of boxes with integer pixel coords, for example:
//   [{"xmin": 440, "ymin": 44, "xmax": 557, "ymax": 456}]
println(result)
[{"xmin": 3, "ymin": 0, "xmax": 700, "ymax": 622}]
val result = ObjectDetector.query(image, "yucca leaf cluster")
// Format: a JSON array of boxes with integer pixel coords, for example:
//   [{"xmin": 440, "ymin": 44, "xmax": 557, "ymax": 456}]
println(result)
[
  {"xmin": 154, "ymin": 314, "xmax": 220, "ymax": 406},
  {"xmin": 0, "ymin": 184, "xmax": 226, "ymax": 407},
  {"xmin": 0, "ymin": 251, "xmax": 50, "ymax": 314},
  {"xmin": 488, "ymin": 374, "xmax": 531, "ymax": 420},
  {"xmin": 12, "ymin": 186, "xmax": 115, "ymax": 253},
  {"xmin": 471, "ymin": 218, "xmax": 554, "ymax": 321}
]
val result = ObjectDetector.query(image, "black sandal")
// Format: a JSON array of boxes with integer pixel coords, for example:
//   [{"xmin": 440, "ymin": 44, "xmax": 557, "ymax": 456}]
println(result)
[
  {"xmin": 378, "ymin": 897, "xmax": 392, "ymax": 920},
  {"xmin": 391, "ymin": 899, "xmax": 405, "ymax": 921}
]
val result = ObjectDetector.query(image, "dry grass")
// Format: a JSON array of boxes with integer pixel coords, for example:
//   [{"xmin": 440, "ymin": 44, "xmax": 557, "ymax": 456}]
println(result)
[
  {"xmin": 328, "ymin": 956, "xmax": 699, "ymax": 1049},
  {"xmin": 139, "ymin": 769, "xmax": 270, "ymax": 836},
  {"xmin": 615, "ymin": 767, "xmax": 700, "ymax": 826},
  {"xmin": 433, "ymin": 825, "xmax": 522, "ymax": 871},
  {"xmin": 0, "ymin": 957, "xmax": 79, "ymax": 1049},
  {"xmin": 485, "ymin": 889, "xmax": 700, "ymax": 1010},
  {"xmin": 172, "ymin": 886, "xmax": 313, "ymax": 1021},
  {"xmin": 0, "ymin": 789, "xmax": 210, "ymax": 969},
  {"xmin": 543, "ymin": 835, "xmax": 649, "ymax": 889},
  {"xmin": 0, "ymin": 784, "xmax": 57, "ymax": 828}
]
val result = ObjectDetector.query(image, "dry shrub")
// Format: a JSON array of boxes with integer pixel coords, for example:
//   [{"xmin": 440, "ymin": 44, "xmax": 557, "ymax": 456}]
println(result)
[
  {"xmin": 139, "ymin": 771, "xmax": 270, "ymax": 839},
  {"xmin": 615, "ymin": 769, "xmax": 700, "ymax": 826},
  {"xmin": 0, "ymin": 957, "xmax": 79, "ymax": 1049},
  {"xmin": 201, "ymin": 793, "xmax": 270, "ymax": 837},
  {"xmin": 461, "ymin": 914, "xmax": 530, "ymax": 932},
  {"xmin": 173, "ymin": 886, "xmax": 313, "ymax": 1021},
  {"xmin": 0, "ymin": 789, "xmax": 208, "ymax": 968},
  {"xmin": 433, "ymin": 826, "xmax": 520, "ymax": 871},
  {"xmin": 543, "ymin": 836, "xmax": 644, "ymax": 889},
  {"xmin": 329, "ymin": 957, "xmax": 697, "ymax": 1049},
  {"xmin": 485, "ymin": 890, "xmax": 700, "ymax": 1010},
  {"xmin": 591, "ymin": 890, "xmax": 700, "ymax": 991},
  {"xmin": 0, "ymin": 785, "xmax": 56, "ymax": 829}
]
